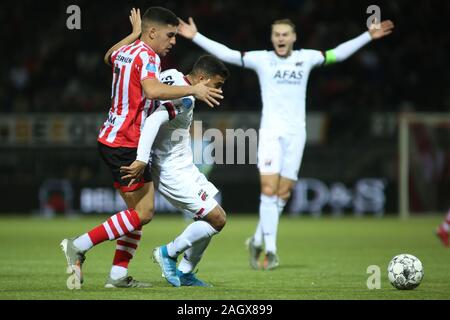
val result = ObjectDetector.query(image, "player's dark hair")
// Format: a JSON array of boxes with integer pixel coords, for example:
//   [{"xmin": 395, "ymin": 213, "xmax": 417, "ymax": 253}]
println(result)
[
  {"xmin": 191, "ymin": 55, "xmax": 229, "ymax": 79},
  {"xmin": 142, "ymin": 7, "xmax": 179, "ymax": 28}
]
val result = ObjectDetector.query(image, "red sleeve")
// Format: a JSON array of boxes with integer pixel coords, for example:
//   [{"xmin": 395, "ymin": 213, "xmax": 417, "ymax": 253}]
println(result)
[{"xmin": 110, "ymin": 50, "xmax": 120, "ymax": 65}]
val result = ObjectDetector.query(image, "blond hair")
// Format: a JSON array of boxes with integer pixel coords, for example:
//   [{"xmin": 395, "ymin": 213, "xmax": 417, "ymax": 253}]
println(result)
[{"xmin": 272, "ymin": 19, "xmax": 296, "ymax": 32}]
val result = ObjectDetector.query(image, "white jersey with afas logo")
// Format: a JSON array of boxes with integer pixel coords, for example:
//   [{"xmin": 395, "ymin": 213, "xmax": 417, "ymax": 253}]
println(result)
[
  {"xmin": 151, "ymin": 69, "xmax": 219, "ymax": 219},
  {"xmin": 192, "ymin": 31, "xmax": 372, "ymax": 178},
  {"xmin": 241, "ymin": 49, "xmax": 324, "ymax": 179},
  {"xmin": 241, "ymin": 49, "xmax": 324, "ymax": 134}
]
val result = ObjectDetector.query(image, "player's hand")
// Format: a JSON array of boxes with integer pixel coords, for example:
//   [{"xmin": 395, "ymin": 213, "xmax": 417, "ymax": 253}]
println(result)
[
  {"xmin": 120, "ymin": 160, "xmax": 147, "ymax": 187},
  {"xmin": 368, "ymin": 19, "xmax": 394, "ymax": 40},
  {"xmin": 192, "ymin": 79, "xmax": 223, "ymax": 108},
  {"xmin": 178, "ymin": 17, "xmax": 198, "ymax": 39},
  {"xmin": 129, "ymin": 8, "xmax": 142, "ymax": 37}
]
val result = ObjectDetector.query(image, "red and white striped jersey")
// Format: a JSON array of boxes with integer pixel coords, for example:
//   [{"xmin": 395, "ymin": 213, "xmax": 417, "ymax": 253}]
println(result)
[{"xmin": 98, "ymin": 39, "xmax": 161, "ymax": 148}]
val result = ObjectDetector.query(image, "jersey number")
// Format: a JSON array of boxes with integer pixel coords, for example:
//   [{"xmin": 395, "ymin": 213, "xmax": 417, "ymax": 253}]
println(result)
[
  {"xmin": 112, "ymin": 64, "xmax": 125, "ymax": 100},
  {"xmin": 162, "ymin": 75, "xmax": 174, "ymax": 86}
]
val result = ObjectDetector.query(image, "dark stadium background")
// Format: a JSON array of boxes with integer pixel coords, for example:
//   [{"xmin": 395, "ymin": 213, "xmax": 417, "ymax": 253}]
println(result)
[{"xmin": 1, "ymin": 0, "xmax": 449, "ymax": 215}]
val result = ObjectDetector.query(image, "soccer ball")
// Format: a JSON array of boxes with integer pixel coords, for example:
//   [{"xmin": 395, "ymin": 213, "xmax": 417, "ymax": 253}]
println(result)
[{"xmin": 387, "ymin": 254, "xmax": 424, "ymax": 290}]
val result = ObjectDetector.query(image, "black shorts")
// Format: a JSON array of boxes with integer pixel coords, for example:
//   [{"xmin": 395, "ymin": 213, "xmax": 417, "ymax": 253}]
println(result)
[{"xmin": 98, "ymin": 142, "xmax": 152, "ymax": 192}]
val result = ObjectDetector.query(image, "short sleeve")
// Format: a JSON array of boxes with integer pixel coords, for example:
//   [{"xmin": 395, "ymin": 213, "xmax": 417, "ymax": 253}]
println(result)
[
  {"xmin": 161, "ymin": 97, "xmax": 194, "ymax": 120},
  {"xmin": 139, "ymin": 51, "xmax": 160, "ymax": 82},
  {"xmin": 158, "ymin": 69, "xmax": 194, "ymax": 120},
  {"xmin": 110, "ymin": 49, "xmax": 120, "ymax": 65}
]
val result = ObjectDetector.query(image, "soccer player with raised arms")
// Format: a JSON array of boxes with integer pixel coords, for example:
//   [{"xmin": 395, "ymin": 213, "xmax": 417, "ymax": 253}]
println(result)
[
  {"xmin": 60, "ymin": 7, "xmax": 223, "ymax": 288},
  {"xmin": 177, "ymin": 16, "xmax": 394, "ymax": 270},
  {"xmin": 121, "ymin": 55, "xmax": 229, "ymax": 286}
]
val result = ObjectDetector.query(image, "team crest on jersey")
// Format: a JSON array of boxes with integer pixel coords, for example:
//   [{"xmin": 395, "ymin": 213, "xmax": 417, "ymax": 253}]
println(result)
[
  {"xmin": 146, "ymin": 63, "xmax": 156, "ymax": 72},
  {"xmin": 295, "ymin": 61, "xmax": 304, "ymax": 67},
  {"xmin": 198, "ymin": 189, "xmax": 208, "ymax": 201}
]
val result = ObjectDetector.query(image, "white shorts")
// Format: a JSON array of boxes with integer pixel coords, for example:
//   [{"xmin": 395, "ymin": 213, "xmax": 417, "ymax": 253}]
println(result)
[
  {"xmin": 151, "ymin": 162, "xmax": 219, "ymax": 219},
  {"xmin": 257, "ymin": 129, "xmax": 306, "ymax": 181}
]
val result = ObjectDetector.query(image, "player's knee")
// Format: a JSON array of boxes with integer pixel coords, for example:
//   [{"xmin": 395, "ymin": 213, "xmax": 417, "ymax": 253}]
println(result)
[
  {"xmin": 278, "ymin": 190, "xmax": 291, "ymax": 202},
  {"xmin": 261, "ymin": 185, "xmax": 277, "ymax": 197},
  {"xmin": 207, "ymin": 207, "xmax": 227, "ymax": 232},
  {"xmin": 135, "ymin": 206, "xmax": 154, "ymax": 225}
]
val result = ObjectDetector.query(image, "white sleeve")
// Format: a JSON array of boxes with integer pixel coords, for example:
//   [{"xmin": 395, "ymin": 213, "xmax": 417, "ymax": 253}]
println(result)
[
  {"xmin": 241, "ymin": 50, "xmax": 267, "ymax": 70},
  {"xmin": 305, "ymin": 50, "xmax": 326, "ymax": 68},
  {"xmin": 159, "ymin": 69, "xmax": 195, "ymax": 119},
  {"xmin": 192, "ymin": 33, "xmax": 245, "ymax": 67},
  {"xmin": 136, "ymin": 107, "xmax": 169, "ymax": 163},
  {"xmin": 327, "ymin": 32, "xmax": 372, "ymax": 63}
]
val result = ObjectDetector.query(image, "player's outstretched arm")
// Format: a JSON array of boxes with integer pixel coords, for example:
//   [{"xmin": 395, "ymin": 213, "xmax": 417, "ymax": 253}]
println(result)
[
  {"xmin": 103, "ymin": 8, "xmax": 142, "ymax": 66},
  {"xmin": 323, "ymin": 19, "xmax": 394, "ymax": 66},
  {"xmin": 178, "ymin": 17, "xmax": 244, "ymax": 67},
  {"xmin": 120, "ymin": 107, "xmax": 170, "ymax": 186},
  {"xmin": 142, "ymin": 78, "xmax": 223, "ymax": 108}
]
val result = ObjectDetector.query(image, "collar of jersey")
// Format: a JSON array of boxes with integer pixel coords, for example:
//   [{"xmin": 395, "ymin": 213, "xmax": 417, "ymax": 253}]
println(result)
[{"xmin": 136, "ymin": 39, "xmax": 156, "ymax": 54}]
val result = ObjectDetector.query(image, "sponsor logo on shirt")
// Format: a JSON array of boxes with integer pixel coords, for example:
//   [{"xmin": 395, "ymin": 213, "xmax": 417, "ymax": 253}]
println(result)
[{"xmin": 274, "ymin": 70, "xmax": 303, "ymax": 80}]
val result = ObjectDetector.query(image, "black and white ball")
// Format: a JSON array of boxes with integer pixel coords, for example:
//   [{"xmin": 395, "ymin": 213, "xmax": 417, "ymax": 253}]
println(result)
[{"xmin": 388, "ymin": 254, "xmax": 424, "ymax": 290}]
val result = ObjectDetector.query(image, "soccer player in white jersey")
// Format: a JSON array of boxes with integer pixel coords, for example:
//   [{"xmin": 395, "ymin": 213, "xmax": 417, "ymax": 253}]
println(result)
[
  {"xmin": 60, "ymin": 7, "xmax": 224, "ymax": 289},
  {"xmin": 177, "ymin": 17, "xmax": 394, "ymax": 270},
  {"xmin": 120, "ymin": 55, "xmax": 229, "ymax": 286}
]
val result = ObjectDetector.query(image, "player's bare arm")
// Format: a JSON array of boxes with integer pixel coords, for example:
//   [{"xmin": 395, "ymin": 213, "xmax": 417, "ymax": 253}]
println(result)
[
  {"xmin": 322, "ymin": 19, "xmax": 394, "ymax": 66},
  {"xmin": 120, "ymin": 107, "xmax": 171, "ymax": 186},
  {"xmin": 103, "ymin": 8, "xmax": 142, "ymax": 66},
  {"xmin": 142, "ymin": 78, "xmax": 223, "ymax": 108},
  {"xmin": 120, "ymin": 160, "xmax": 147, "ymax": 187}
]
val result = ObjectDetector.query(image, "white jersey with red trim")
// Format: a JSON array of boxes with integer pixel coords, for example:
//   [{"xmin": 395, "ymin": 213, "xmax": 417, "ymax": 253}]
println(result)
[
  {"xmin": 98, "ymin": 39, "xmax": 161, "ymax": 148},
  {"xmin": 151, "ymin": 69, "xmax": 195, "ymax": 170},
  {"xmin": 241, "ymin": 49, "xmax": 324, "ymax": 134},
  {"xmin": 150, "ymin": 69, "xmax": 219, "ymax": 217}
]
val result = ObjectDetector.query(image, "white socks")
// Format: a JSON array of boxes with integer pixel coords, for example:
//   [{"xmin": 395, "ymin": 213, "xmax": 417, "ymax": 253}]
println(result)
[
  {"xmin": 259, "ymin": 194, "xmax": 279, "ymax": 254},
  {"xmin": 73, "ymin": 233, "xmax": 93, "ymax": 251},
  {"xmin": 277, "ymin": 197, "xmax": 287, "ymax": 215},
  {"xmin": 110, "ymin": 266, "xmax": 128, "ymax": 280},
  {"xmin": 254, "ymin": 196, "xmax": 287, "ymax": 253},
  {"xmin": 178, "ymin": 237, "xmax": 212, "ymax": 274},
  {"xmin": 167, "ymin": 221, "xmax": 218, "ymax": 258},
  {"xmin": 253, "ymin": 221, "xmax": 263, "ymax": 247}
]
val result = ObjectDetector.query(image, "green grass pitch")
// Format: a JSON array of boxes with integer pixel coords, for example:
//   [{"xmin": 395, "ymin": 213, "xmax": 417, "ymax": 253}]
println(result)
[{"xmin": 0, "ymin": 214, "xmax": 449, "ymax": 300}]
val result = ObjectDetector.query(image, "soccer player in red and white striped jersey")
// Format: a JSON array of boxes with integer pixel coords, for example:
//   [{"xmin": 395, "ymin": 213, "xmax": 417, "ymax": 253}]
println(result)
[
  {"xmin": 61, "ymin": 7, "xmax": 224, "ymax": 288},
  {"xmin": 436, "ymin": 209, "xmax": 450, "ymax": 247}
]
